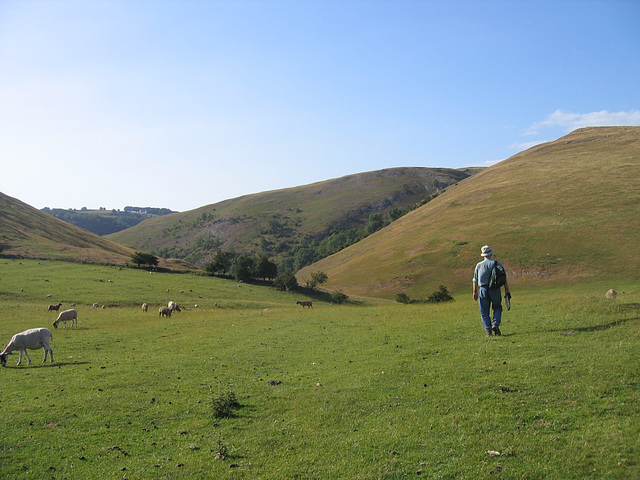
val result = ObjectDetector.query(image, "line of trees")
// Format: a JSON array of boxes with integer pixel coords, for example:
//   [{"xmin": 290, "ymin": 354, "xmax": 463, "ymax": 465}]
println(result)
[
  {"xmin": 202, "ymin": 249, "xmax": 333, "ymax": 293},
  {"xmin": 202, "ymin": 250, "xmax": 293, "ymax": 291}
]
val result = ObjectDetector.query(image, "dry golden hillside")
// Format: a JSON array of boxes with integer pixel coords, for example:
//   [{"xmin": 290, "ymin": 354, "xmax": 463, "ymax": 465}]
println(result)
[
  {"xmin": 298, "ymin": 127, "xmax": 640, "ymax": 298},
  {"xmin": 0, "ymin": 192, "xmax": 197, "ymax": 271}
]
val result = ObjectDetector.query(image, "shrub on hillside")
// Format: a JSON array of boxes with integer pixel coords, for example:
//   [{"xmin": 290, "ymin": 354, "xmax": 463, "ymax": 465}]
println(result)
[
  {"xmin": 331, "ymin": 290, "xmax": 349, "ymax": 304},
  {"xmin": 396, "ymin": 292, "xmax": 410, "ymax": 304},
  {"xmin": 306, "ymin": 271, "xmax": 328, "ymax": 290},
  {"xmin": 427, "ymin": 285, "xmax": 454, "ymax": 303},
  {"xmin": 396, "ymin": 285, "xmax": 454, "ymax": 304}
]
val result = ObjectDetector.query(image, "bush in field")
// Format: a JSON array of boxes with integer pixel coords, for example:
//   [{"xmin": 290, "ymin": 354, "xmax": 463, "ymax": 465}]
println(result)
[
  {"xmin": 396, "ymin": 292, "xmax": 410, "ymax": 304},
  {"xmin": 212, "ymin": 390, "xmax": 240, "ymax": 419},
  {"xmin": 331, "ymin": 290, "xmax": 349, "ymax": 304},
  {"xmin": 396, "ymin": 285, "xmax": 454, "ymax": 304},
  {"xmin": 427, "ymin": 285, "xmax": 454, "ymax": 303}
]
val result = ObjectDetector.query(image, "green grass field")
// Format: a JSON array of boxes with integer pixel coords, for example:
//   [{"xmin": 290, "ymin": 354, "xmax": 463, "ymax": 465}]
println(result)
[{"xmin": 0, "ymin": 260, "xmax": 638, "ymax": 479}]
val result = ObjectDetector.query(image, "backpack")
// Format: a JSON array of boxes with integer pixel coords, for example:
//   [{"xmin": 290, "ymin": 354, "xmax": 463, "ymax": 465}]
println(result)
[{"xmin": 488, "ymin": 261, "xmax": 507, "ymax": 290}]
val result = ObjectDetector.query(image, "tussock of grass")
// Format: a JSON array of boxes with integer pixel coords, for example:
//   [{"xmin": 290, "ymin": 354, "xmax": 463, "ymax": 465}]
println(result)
[{"xmin": 0, "ymin": 260, "xmax": 638, "ymax": 478}]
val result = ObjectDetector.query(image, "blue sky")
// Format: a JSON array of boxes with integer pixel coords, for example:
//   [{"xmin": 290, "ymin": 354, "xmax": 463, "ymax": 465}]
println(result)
[{"xmin": 1, "ymin": 0, "xmax": 639, "ymax": 212}]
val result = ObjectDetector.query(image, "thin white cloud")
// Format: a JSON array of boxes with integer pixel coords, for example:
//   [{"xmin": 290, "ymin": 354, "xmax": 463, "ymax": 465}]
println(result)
[
  {"xmin": 526, "ymin": 109, "xmax": 640, "ymax": 135},
  {"xmin": 509, "ymin": 140, "xmax": 549, "ymax": 151}
]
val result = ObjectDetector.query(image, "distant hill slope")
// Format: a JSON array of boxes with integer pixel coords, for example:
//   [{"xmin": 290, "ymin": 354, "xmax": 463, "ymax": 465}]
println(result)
[
  {"xmin": 298, "ymin": 127, "xmax": 640, "ymax": 298},
  {"xmin": 107, "ymin": 167, "xmax": 475, "ymax": 268},
  {"xmin": 42, "ymin": 206, "xmax": 177, "ymax": 236},
  {"xmin": 0, "ymin": 193, "xmax": 196, "ymax": 271}
]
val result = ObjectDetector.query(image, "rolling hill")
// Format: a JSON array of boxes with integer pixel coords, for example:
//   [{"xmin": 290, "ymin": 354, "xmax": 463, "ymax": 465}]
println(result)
[
  {"xmin": 0, "ymin": 193, "xmax": 197, "ymax": 271},
  {"xmin": 297, "ymin": 127, "xmax": 640, "ymax": 298},
  {"xmin": 42, "ymin": 206, "xmax": 176, "ymax": 236},
  {"xmin": 106, "ymin": 167, "xmax": 476, "ymax": 268}
]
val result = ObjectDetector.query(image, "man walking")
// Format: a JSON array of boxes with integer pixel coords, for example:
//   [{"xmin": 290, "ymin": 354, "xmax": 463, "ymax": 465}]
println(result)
[{"xmin": 472, "ymin": 245, "xmax": 511, "ymax": 336}]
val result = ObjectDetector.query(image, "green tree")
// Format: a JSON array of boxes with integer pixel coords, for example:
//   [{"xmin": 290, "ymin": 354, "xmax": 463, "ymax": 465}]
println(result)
[
  {"xmin": 278, "ymin": 257, "xmax": 295, "ymax": 274},
  {"xmin": 234, "ymin": 255, "xmax": 254, "ymax": 282},
  {"xmin": 306, "ymin": 271, "xmax": 328, "ymax": 290},
  {"xmin": 255, "ymin": 255, "xmax": 278, "ymax": 281},
  {"xmin": 366, "ymin": 213, "xmax": 385, "ymax": 235},
  {"xmin": 130, "ymin": 251, "xmax": 158, "ymax": 268},
  {"xmin": 389, "ymin": 207, "xmax": 405, "ymax": 222},
  {"xmin": 205, "ymin": 249, "xmax": 234, "ymax": 275},
  {"xmin": 293, "ymin": 246, "xmax": 318, "ymax": 271},
  {"xmin": 274, "ymin": 272, "xmax": 298, "ymax": 291}
]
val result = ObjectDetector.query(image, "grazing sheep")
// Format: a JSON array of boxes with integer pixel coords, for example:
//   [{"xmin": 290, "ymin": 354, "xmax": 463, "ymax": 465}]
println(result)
[
  {"xmin": 0, "ymin": 328, "xmax": 54, "ymax": 366},
  {"xmin": 606, "ymin": 289, "xmax": 617, "ymax": 299},
  {"xmin": 53, "ymin": 309, "xmax": 77, "ymax": 329},
  {"xmin": 159, "ymin": 306, "xmax": 172, "ymax": 317},
  {"xmin": 48, "ymin": 303, "xmax": 63, "ymax": 311},
  {"xmin": 168, "ymin": 301, "xmax": 181, "ymax": 313},
  {"xmin": 141, "ymin": 303, "xmax": 148, "ymax": 312},
  {"xmin": 297, "ymin": 301, "xmax": 313, "ymax": 308},
  {"xmin": 92, "ymin": 303, "xmax": 99, "ymax": 308}
]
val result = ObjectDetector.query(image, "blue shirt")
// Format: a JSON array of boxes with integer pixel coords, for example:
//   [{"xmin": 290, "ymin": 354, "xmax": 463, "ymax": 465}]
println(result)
[{"xmin": 473, "ymin": 258, "xmax": 504, "ymax": 287}]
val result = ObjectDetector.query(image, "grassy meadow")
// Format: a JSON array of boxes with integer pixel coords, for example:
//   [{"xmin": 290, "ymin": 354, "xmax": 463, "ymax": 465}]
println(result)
[{"xmin": 0, "ymin": 260, "xmax": 638, "ymax": 479}]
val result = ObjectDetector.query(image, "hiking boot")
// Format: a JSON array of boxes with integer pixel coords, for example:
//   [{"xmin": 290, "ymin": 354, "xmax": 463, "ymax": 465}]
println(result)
[{"xmin": 492, "ymin": 323, "xmax": 501, "ymax": 336}]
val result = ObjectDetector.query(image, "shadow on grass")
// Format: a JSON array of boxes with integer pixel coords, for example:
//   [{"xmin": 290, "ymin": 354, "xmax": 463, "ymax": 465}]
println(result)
[
  {"xmin": 2, "ymin": 361, "xmax": 90, "ymax": 369},
  {"xmin": 545, "ymin": 317, "xmax": 639, "ymax": 334},
  {"xmin": 572, "ymin": 317, "xmax": 638, "ymax": 332}
]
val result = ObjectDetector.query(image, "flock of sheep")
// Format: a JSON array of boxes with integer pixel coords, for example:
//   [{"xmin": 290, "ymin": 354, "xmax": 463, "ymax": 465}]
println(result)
[
  {"xmin": 0, "ymin": 300, "xmax": 181, "ymax": 368},
  {"xmin": 2, "ymin": 295, "xmax": 311, "ymax": 367}
]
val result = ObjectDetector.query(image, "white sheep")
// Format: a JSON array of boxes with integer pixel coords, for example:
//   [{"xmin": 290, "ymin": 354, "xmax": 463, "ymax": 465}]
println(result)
[
  {"xmin": 0, "ymin": 328, "xmax": 54, "ymax": 366},
  {"xmin": 53, "ymin": 309, "xmax": 78, "ymax": 329},
  {"xmin": 141, "ymin": 302, "xmax": 148, "ymax": 312},
  {"xmin": 168, "ymin": 301, "xmax": 181, "ymax": 313}
]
